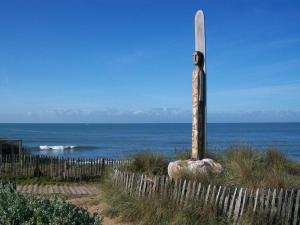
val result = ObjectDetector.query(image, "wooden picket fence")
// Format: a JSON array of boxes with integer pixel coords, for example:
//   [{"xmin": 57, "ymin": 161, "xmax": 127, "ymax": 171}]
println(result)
[
  {"xmin": 0, "ymin": 154, "xmax": 129, "ymax": 181},
  {"xmin": 112, "ymin": 170, "xmax": 300, "ymax": 225}
]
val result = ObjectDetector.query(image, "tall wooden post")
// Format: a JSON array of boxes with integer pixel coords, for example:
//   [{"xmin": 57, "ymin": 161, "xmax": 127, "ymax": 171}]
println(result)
[{"xmin": 192, "ymin": 10, "xmax": 206, "ymax": 160}]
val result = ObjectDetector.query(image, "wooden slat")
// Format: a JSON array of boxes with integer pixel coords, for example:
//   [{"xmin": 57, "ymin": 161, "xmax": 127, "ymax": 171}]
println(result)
[
  {"xmin": 233, "ymin": 188, "xmax": 243, "ymax": 224},
  {"xmin": 293, "ymin": 189, "xmax": 300, "ymax": 225},
  {"xmin": 196, "ymin": 182, "xmax": 202, "ymax": 200},
  {"xmin": 249, "ymin": 189, "xmax": 254, "ymax": 208},
  {"xmin": 138, "ymin": 174, "xmax": 144, "ymax": 197},
  {"xmin": 215, "ymin": 186, "xmax": 222, "ymax": 206},
  {"xmin": 190, "ymin": 180, "xmax": 197, "ymax": 202},
  {"xmin": 228, "ymin": 187, "xmax": 238, "ymax": 218},
  {"xmin": 265, "ymin": 189, "xmax": 271, "ymax": 216},
  {"xmin": 223, "ymin": 188, "xmax": 230, "ymax": 214},
  {"xmin": 281, "ymin": 190, "xmax": 288, "ymax": 223},
  {"xmin": 277, "ymin": 189, "xmax": 284, "ymax": 221},
  {"xmin": 259, "ymin": 189, "xmax": 265, "ymax": 212},
  {"xmin": 253, "ymin": 188, "xmax": 260, "ymax": 213},
  {"xmin": 184, "ymin": 180, "xmax": 192, "ymax": 207},
  {"xmin": 176, "ymin": 179, "xmax": 183, "ymax": 204},
  {"xmin": 205, "ymin": 184, "xmax": 211, "ymax": 205},
  {"xmin": 270, "ymin": 189, "xmax": 277, "ymax": 222},
  {"xmin": 172, "ymin": 179, "xmax": 178, "ymax": 200},
  {"xmin": 180, "ymin": 180, "xmax": 187, "ymax": 206},
  {"xmin": 219, "ymin": 186, "xmax": 227, "ymax": 210},
  {"xmin": 142, "ymin": 179, "xmax": 147, "ymax": 198},
  {"xmin": 210, "ymin": 185, "xmax": 217, "ymax": 205},
  {"xmin": 285, "ymin": 190, "xmax": 294, "ymax": 225},
  {"xmin": 240, "ymin": 189, "xmax": 248, "ymax": 218}
]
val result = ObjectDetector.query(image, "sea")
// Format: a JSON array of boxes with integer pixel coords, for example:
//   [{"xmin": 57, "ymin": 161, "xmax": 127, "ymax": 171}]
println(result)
[{"xmin": 0, "ymin": 123, "xmax": 299, "ymax": 161}]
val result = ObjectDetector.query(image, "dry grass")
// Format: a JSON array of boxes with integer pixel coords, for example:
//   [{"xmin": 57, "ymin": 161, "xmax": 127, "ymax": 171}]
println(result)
[
  {"xmin": 175, "ymin": 146, "xmax": 300, "ymax": 189},
  {"xmin": 101, "ymin": 146, "xmax": 300, "ymax": 225},
  {"xmin": 121, "ymin": 152, "xmax": 168, "ymax": 176},
  {"xmin": 102, "ymin": 181, "xmax": 228, "ymax": 225},
  {"xmin": 124, "ymin": 146, "xmax": 300, "ymax": 189}
]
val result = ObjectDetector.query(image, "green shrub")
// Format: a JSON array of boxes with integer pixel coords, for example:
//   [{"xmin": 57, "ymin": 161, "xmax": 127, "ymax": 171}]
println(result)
[{"xmin": 0, "ymin": 183, "xmax": 102, "ymax": 225}]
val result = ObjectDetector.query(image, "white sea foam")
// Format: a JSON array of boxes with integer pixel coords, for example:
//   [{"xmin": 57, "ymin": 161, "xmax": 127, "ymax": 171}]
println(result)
[{"xmin": 39, "ymin": 145, "xmax": 76, "ymax": 151}]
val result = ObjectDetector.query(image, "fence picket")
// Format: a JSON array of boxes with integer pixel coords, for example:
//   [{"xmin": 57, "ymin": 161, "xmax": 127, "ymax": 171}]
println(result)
[
  {"xmin": 210, "ymin": 185, "xmax": 216, "ymax": 205},
  {"xmin": 228, "ymin": 187, "xmax": 238, "ymax": 218},
  {"xmin": 223, "ymin": 188, "xmax": 230, "ymax": 214},
  {"xmin": 239, "ymin": 189, "xmax": 247, "ymax": 218},
  {"xmin": 281, "ymin": 190, "xmax": 289, "ymax": 223},
  {"xmin": 253, "ymin": 188, "xmax": 260, "ymax": 213},
  {"xmin": 196, "ymin": 182, "xmax": 202, "ymax": 200},
  {"xmin": 190, "ymin": 181, "xmax": 197, "ymax": 201},
  {"xmin": 270, "ymin": 189, "xmax": 277, "ymax": 223},
  {"xmin": 233, "ymin": 188, "xmax": 243, "ymax": 224},
  {"xmin": 219, "ymin": 187, "xmax": 227, "ymax": 210},
  {"xmin": 293, "ymin": 190, "xmax": 300, "ymax": 225},
  {"xmin": 176, "ymin": 179, "xmax": 182, "ymax": 204},
  {"xmin": 180, "ymin": 180, "xmax": 187, "ymax": 206},
  {"xmin": 265, "ymin": 189, "xmax": 271, "ymax": 216},
  {"xmin": 285, "ymin": 190, "xmax": 294, "ymax": 225},
  {"xmin": 215, "ymin": 186, "xmax": 222, "ymax": 206},
  {"xmin": 138, "ymin": 174, "xmax": 144, "ymax": 197},
  {"xmin": 259, "ymin": 189, "xmax": 265, "ymax": 212},
  {"xmin": 205, "ymin": 184, "xmax": 211, "ymax": 205},
  {"xmin": 277, "ymin": 189, "xmax": 284, "ymax": 221}
]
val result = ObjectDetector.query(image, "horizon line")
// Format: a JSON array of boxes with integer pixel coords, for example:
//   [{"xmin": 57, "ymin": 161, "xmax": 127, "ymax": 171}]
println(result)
[{"xmin": 0, "ymin": 122, "xmax": 300, "ymax": 124}]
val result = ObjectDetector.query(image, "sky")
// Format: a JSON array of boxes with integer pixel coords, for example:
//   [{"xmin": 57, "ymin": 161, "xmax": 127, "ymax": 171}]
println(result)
[{"xmin": 0, "ymin": 0, "xmax": 299, "ymax": 123}]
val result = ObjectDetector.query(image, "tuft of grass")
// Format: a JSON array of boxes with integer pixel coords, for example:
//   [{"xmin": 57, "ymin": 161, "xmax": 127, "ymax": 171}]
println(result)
[
  {"xmin": 122, "ymin": 152, "xmax": 168, "ymax": 176},
  {"xmin": 176, "ymin": 150, "xmax": 191, "ymax": 160}
]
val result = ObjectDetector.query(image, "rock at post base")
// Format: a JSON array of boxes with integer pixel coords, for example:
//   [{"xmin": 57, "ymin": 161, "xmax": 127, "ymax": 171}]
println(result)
[{"xmin": 168, "ymin": 158, "xmax": 223, "ymax": 179}]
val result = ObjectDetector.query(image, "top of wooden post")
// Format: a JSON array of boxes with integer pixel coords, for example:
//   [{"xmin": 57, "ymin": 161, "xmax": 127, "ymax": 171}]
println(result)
[{"xmin": 194, "ymin": 10, "xmax": 206, "ymax": 73}]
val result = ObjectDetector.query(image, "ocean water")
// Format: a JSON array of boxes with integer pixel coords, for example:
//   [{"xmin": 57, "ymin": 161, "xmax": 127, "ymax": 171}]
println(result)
[{"xmin": 0, "ymin": 123, "xmax": 299, "ymax": 161}]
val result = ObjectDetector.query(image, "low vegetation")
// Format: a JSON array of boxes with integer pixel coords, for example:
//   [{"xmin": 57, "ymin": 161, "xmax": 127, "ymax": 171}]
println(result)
[
  {"xmin": 0, "ymin": 183, "xmax": 102, "ymax": 225},
  {"xmin": 180, "ymin": 146, "xmax": 300, "ymax": 189},
  {"xmin": 123, "ymin": 146, "xmax": 300, "ymax": 189},
  {"xmin": 101, "ymin": 146, "xmax": 300, "ymax": 225},
  {"xmin": 102, "ymin": 180, "xmax": 272, "ymax": 225},
  {"xmin": 121, "ymin": 152, "xmax": 169, "ymax": 176},
  {"xmin": 102, "ymin": 181, "xmax": 228, "ymax": 225}
]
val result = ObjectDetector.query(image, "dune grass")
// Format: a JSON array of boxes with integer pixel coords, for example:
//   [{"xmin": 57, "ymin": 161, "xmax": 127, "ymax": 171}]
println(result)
[
  {"xmin": 102, "ymin": 146, "xmax": 300, "ymax": 225},
  {"xmin": 121, "ymin": 152, "xmax": 169, "ymax": 176},
  {"xmin": 122, "ymin": 146, "xmax": 300, "ymax": 189},
  {"xmin": 102, "ymin": 180, "xmax": 229, "ymax": 225},
  {"xmin": 102, "ymin": 179, "xmax": 273, "ymax": 225}
]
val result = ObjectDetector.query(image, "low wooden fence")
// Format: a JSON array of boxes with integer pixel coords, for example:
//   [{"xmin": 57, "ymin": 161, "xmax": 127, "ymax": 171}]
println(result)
[
  {"xmin": 112, "ymin": 170, "xmax": 300, "ymax": 225},
  {"xmin": 0, "ymin": 154, "xmax": 129, "ymax": 181}
]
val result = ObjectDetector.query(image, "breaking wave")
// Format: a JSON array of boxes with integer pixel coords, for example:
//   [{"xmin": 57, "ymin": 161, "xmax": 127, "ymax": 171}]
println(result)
[
  {"xmin": 37, "ymin": 145, "xmax": 99, "ymax": 151},
  {"xmin": 40, "ymin": 145, "xmax": 76, "ymax": 150}
]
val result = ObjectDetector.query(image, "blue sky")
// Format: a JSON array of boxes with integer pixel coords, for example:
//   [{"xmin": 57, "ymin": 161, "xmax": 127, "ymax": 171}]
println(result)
[{"xmin": 0, "ymin": 0, "xmax": 299, "ymax": 123}]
